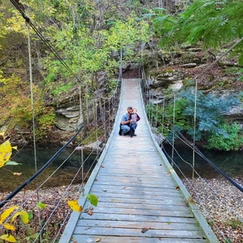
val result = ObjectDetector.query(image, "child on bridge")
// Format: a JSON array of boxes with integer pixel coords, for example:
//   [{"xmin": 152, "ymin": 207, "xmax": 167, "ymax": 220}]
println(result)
[{"xmin": 119, "ymin": 106, "xmax": 140, "ymax": 138}]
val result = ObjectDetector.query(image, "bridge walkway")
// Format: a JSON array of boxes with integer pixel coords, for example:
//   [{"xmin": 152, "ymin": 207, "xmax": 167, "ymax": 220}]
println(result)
[{"xmin": 59, "ymin": 79, "xmax": 218, "ymax": 243}]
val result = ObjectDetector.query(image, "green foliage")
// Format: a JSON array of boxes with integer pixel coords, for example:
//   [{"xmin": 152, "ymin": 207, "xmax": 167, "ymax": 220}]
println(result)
[
  {"xmin": 178, "ymin": 88, "xmax": 240, "ymax": 140},
  {"xmin": 0, "ymin": 74, "xmax": 55, "ymax": 139},
  {"xmin": 51, "ymin": 82, "xmax": 74, "ymax": 96},
  {"xmin": 206, "ymin": 122, "xmax": 243, "ymax": 151},
  {"xmin": 146, "ymin": 88, "xmax": 242, "ymax": 150},
  {"xmin": 87, "ymin": 193, "xmax": 98, "ymax": 206},
  {"xmin": 37, "ymin": 202, "xmax": 46, "ymax": 210},
  {"xmin": 237, "ymin": 68, "xmax": 243, "ymax": 81},
  {"xmin": 146, "ymin": 97, "xmax": 190, "ymax": 139},
  {"xmin": 147, "ymin": 0, "xmax": 243, "ymax": 64}
]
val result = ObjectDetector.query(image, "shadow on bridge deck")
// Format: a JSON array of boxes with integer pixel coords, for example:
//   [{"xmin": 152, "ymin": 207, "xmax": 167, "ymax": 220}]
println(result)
[{"xmin": 59, "ymin": 79, "xmax": 218, "ymax": 243}]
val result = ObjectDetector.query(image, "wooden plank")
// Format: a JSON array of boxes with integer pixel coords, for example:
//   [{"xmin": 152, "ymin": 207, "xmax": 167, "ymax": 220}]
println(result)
[
  {"xmin": 98, "ymin": 172, "xmax": 170, "ymax": 178},
  {"xmin": 99, "ymin": 169, "xmax": 169, "ymax": 174},
  {"xmin": 80, "ymin": 212, "xmax": 198, "ymax": 223},
  {"xmin": 91, "ymin": 186, "xmax": 180, "ymax": 193},
  {"xmin": 81, "ymin": 207, "xmax": 193, "ymax": 217},
  {"xmin": 73, "ymin": 227, "xmax": 205, "ymax": 239},
  {"xmin": 91, "ymin": 192, "xmax": 184, "ymax": 201},
  {"xmin": 91, "ymin": 181, "xmax": 177, "ymax": 190},
  {"xmin": 95, "ymin": 175, "xmax": 177, "ymax": 184},
  {"xmin": 84, "ymin": 202, "xmax": 189, "ymax": 211},
  {"xmin": 92, "ymin": 180, "xmax": 176, "ymax": 189},
  {"xmin": 98, "ymin": 164, "xmax": 168, "ymax": 170},
  {"xmin": 90, "ymin": 189, "xmax": 182, "ymax": 198},
  {"xmin": 91, "ymin": 184, "xmax": 180, "ymax": 192},
  {"xmin": 77, "ymin": 219, "xmax": 201, "ymax": 231},
  {"xmin": 97, "ymin": 197, "xmax": 186, "ymax": 205},
  {"xmin": 71, "ymin": 235, "xmax": 208, "ymax": 243},
  {"xmin": 97, "ymin": 168, "xmax": 170, "ymax": 173}
]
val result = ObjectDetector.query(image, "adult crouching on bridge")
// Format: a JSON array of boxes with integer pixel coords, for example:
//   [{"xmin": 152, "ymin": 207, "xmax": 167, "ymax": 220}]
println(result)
[{"xmin": 119, "ymin": 106, "xmax": 140, "ymax": 137}]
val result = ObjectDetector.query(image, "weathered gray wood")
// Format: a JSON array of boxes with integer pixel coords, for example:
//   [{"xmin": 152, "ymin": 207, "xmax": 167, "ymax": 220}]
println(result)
[
  {"xmin": 91, "ymin": 192, "xmax": 184, "ymax": 201},
  {"xmin": 91, "ymin": 181, "xmax": 176, "ymax": 189},
  {"xmin": 84, "ymin": 202, "xmax": 189, "ymax": 211},
  {"xmin": 97, "ymin": 197, "xmax": 187, "ymax": 205},
  {"xmin": 77, "ymin": 219, "xmax": 201, "ymax": 231},
  {"xmin": 59, "ymin": 79, "xmax": 218, "ymax": 243},
  {"xmin": 80, "ymin": 213, "xmax": 198, "ymax": 223},
  {"xmin": 82, "ymin": 207, "xmax": 193, "ymax": 217},
  {"xmin": 91, "ymin": 184, "xmax": 181, "ymax": 192},
  {"xmin": 73, "ymin": 227, "xmax": 205, "ymax": 238},
  {"xmin": 95, "ymin": 176, "xmax": 178, "ymax": 185},
  {"xmin": 71, "ymin": 235, "xmax": 208, "ymax": 243}
]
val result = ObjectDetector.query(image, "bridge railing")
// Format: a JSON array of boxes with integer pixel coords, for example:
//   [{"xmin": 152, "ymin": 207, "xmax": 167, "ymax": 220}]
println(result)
[
  {"xmin": 140, "ymin": 66, "xmax": 243, "ymax": 242},
  {"xmin": 0, "ymin": 81, "xmax": 121, "ymax": 243}
]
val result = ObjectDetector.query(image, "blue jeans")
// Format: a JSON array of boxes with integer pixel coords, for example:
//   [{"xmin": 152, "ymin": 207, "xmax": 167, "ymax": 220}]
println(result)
[
  {"xmin": 120, "ymin": 124, "xmax": 130, "ymax": 135},
  {"xmin": 130, "ymin": 122, "xmax": 137, "ymax": 132},
  {"xmin": 120, "ymin": 123, "xmax": 137, "ymax": 135}
]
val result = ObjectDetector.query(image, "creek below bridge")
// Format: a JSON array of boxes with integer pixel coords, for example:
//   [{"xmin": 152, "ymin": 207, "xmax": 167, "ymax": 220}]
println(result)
[{"xmin": 0, "ymin": 145, "xmax": 242, "ymax": 193}]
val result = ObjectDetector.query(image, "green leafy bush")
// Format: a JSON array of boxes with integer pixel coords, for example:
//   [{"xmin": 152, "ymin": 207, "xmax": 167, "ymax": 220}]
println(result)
[
  {"xmin": 146, "ymin": 88, "xmax": 242, "ymax": 150},
  {"xmin": 178, "ymin": 88, "xmax": 240, "ymax": 141},
  {"xmin": 207, "ymin": 122, "xmax": 243, "ymax": 151}
]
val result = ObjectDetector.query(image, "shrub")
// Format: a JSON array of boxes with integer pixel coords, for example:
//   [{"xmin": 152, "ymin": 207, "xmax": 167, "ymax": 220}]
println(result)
[{"xmin": 207, "ymin": 122, "xmax": 243, "ymax": 151}]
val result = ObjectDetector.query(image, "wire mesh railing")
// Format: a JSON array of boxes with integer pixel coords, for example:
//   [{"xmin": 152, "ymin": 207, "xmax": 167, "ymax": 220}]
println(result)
[
  {"xmin": 0, "ymin": 81, "xmax": 121, "ymax": 243},
  {"xmin": 140, "ymin": 66, "xmax": 243, "ymax": 242}
]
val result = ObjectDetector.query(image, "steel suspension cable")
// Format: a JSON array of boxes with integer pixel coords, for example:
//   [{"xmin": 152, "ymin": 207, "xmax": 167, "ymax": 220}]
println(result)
[
  {"xmin": 159, "ymin": 114, "xmax": 243, "ymax": 192},
  {"xmin": 192, "ymin": 79, "xmax": 197, "ymax": 180},
  {"xmin": 48, "ymin": 99, "xmax": 117, "ymax": 241},
  {"xmin": 10, "ymin": 0, "xmax": 82, "ymax": 83},
  {"xmin": 162, "ymin": 140, "xmax": 243, "ymax": 223},
  {"xmin": 27, "ymin": 22, "xmax": 43, "ymax": 242},
  {"xmin": 141, "ymin": 72, "xmax": 243, "ymax": 193},
  {"xmin": 162, "ymin": 147, "xmax": 230, "ymax": 242},
  {"xmin": 0, "ymin": 125, "xmax": 84, "ymax": 209}
]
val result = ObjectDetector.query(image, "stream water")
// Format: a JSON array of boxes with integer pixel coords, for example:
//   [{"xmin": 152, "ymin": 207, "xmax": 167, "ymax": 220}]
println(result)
[
  {"xmin": 163, "ymin": 143, "xmax": 243, "ymax": 179},
  {"xmin": 0, "ymin": 146, "xmax": 97, "ymax": 193},
  {"xmin": 0, "ymin": 144, "xmax": 242, "ymax": 193}
]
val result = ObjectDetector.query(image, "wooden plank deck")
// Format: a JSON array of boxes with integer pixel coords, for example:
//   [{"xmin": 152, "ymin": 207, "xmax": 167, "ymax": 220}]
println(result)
[{"xmin": 59, "ymin": 79, "xmax": 218, "ymax": 243}]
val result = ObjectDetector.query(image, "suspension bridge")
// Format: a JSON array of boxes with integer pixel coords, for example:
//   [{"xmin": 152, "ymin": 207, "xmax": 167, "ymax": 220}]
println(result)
[
  {"xmin": 59, "ymin": 78, "xmax": 218, "ymax": 243},
  {"xmin": 1, "ymin": 76, "xmax": 243, "ymax": 242},
  {"xmin": 1, "ymin": 2, "xmax": 243, "ymax": 242}
]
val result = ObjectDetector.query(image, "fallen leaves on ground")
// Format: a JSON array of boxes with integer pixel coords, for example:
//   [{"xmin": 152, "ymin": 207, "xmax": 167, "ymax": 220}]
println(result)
[
  {"xmin": 68, "ymin": 200, "xmax": 82, "ymax": 212},
  {"xmin": 141, "ymin": 227, "xmax": 150, "ymax": 233}
]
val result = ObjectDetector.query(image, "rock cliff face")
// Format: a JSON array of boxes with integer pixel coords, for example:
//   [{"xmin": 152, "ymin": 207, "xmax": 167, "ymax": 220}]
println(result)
[
  {"xmin": 142, "ymin": 45, "xmax": 243, "ymax": 125},
  {"xmin": 52, "ymin": 71, "xmax": 112, "ymax": 133},
  {"xmin": 54, "ymin": 90, "xmax": 82, "ymax": 131}
]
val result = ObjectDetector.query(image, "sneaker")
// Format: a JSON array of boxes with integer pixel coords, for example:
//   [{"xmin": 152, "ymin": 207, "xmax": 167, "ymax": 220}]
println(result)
[
  {"xmin": 119, "ymin": 130, "xmax": 122, "ymax": 136},
  {"xmin": 133, "ymin": 134, "xmax": 137, "ymax": 136}
]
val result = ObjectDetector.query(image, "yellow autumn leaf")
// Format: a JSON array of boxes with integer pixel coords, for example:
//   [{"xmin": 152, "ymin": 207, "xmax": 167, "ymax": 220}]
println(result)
[
  {"xmin": 11, "ymin": 212, "xmax": 22, "ymax": 222},
  {"xmin": 0, "ymin": 206, "xmax": 19, "ymax": 224},
  {"xmin": 0, "ymin": 140, "xmax": 13, "ymax": 168},
  {"xmin": 3, "ymin": 223, "xmax": 16, "ymax": 231},
  {"xmin": 13, "ymin": 172, "xmax": 22, "ymax": 176},
  {"xmin": 0, "ymin": 132, "xmax": 5, "ymax": 137},
  {"xmin": 68, "ymin": 200, "xmax": 83, "ymax": 212},
  {"xmin": 0, "ymin": 234, "xmax": 17, "ymax": 242}
]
